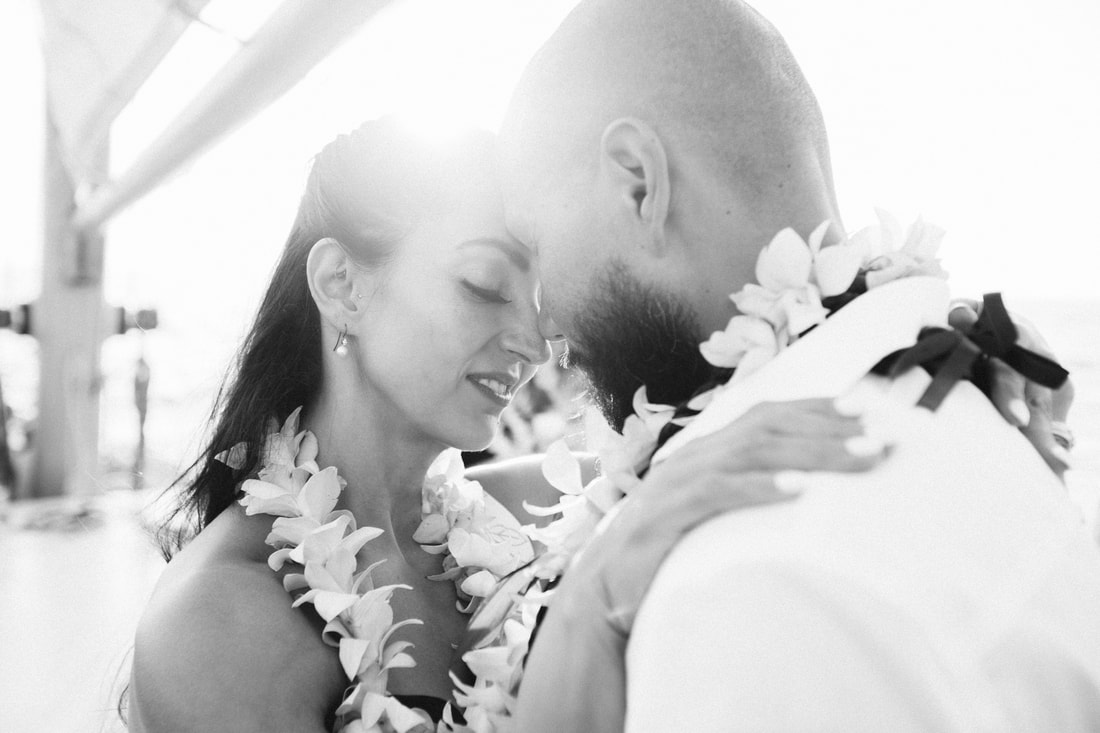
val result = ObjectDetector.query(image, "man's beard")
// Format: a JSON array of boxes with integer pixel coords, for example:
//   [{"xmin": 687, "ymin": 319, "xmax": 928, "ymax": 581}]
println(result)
[{"xmin": 565, "ymin": 261, "xmax": 720, "ymax": 431}]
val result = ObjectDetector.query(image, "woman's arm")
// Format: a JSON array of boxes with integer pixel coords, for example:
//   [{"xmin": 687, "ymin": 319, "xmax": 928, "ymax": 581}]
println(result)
[
  {"xmin": 515, "ymin": 398, "xmax": 887, "ymax": 733},
  {"xmin": 130, "ymin": 562, "xmax": 343, "ymax": 732}
]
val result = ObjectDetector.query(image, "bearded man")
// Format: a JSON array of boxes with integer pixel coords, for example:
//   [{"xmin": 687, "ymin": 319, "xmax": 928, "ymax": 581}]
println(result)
[{"xmin": 496, "ymin": 0, "xmax": 1100, "ymax": 730}]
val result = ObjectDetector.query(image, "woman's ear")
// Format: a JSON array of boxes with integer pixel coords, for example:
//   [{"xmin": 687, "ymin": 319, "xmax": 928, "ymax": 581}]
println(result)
[
  {"xmin": 306, "ymin": 238, "xmax": 364, "ymax": 332},
  {"xmin": 598, "ymin": 117, "xmax": 672, "ymax": 251}
]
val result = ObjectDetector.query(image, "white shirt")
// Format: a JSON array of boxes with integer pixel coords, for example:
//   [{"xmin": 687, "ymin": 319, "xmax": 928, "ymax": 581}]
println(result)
[{"xmin": 628, "ymin": 278, "xmax": 1100, "ymax": 732}]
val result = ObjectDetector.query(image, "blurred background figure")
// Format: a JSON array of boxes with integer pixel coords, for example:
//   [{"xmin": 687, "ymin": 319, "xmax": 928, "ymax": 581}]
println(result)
[{"xmin": 0, "ymin": 0, "xmax": 1097, "ymax": 730}]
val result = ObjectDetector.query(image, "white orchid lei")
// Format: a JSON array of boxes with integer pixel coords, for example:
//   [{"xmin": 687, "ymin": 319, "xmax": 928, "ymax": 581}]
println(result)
[
  {"xmin": 449, "ymin": 210, "xmax": 950, "ymax": 731},
  {"xmin": 699, "ymin": 209, "xmax": 945, "ymax": 381},
  {"xmin": 216, "ymin": 409, "xmax": 534, "ymax": 733},
  {"xmin": 211, "ymin": 211, "xmax": 946, "ymax": 733}
]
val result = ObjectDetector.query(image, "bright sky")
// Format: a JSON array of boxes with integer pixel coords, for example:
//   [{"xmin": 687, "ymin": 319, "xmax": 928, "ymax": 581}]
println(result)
[
  {"xmin": 1, "ymin": 0, "xmax": 1098, "ymax": 471},
  {"xmin": 4, "ymin": 0, "xmax": 1099, "ymax": 304}
]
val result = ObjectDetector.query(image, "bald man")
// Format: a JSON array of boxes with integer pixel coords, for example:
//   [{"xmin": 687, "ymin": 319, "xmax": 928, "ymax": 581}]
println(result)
[{"xmin": 497, "ymin": 0, "xmax": 1100, "ymax": 730}]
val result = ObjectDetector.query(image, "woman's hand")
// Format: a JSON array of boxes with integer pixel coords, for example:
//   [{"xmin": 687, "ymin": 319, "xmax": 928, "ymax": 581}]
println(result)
[
  {"xmin": 515, "ymin": 398, "xmax": 888, "ymax": 733},
  {"xmin": 949, "ymin": 301, "xmax": 1074, "ymax": 476}
]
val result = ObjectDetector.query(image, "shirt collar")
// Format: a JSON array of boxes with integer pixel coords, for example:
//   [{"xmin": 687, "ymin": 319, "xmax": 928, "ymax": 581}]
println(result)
[{"xmin": 653, "ymin": 276, "xmax": 951, "ymax": 463}]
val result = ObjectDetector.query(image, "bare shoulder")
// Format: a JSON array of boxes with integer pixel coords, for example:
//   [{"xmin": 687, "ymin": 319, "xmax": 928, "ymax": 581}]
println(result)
[
  {"xmin": 467, "ymin": 452, "xmax": 598, "ymax": 526},
  {"xmin": 129, "ymin": 530, "xmax": 344, "ymax": 732}
]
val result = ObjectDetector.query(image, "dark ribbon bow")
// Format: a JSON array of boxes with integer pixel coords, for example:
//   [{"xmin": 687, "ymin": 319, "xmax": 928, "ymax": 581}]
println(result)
[{"xmin": 873, "ymin": 292, "xmax": 1069, "ymax": 411}]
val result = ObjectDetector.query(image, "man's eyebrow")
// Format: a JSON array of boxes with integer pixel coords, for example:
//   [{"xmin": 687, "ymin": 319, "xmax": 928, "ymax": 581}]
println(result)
[{"xmin": 459, "ymin": 238, "xmax": 531, "ymax": 272}]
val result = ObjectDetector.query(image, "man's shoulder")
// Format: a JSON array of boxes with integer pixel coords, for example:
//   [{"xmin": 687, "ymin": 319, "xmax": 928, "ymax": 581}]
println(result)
[{"xmin": 646, "ymin": 369, "xmax": 1085, "ymax": 614}]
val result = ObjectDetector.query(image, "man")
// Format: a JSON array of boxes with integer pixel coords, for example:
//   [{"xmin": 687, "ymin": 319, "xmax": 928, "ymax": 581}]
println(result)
[{"xmin": 497, "ymin": 0, "xmax": 1100, "ymax": 729}]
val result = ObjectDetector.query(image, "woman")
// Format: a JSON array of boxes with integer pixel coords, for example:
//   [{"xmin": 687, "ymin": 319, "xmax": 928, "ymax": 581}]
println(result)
[{"xmin": 126, "ymin": 119, "xmax": 890, "ymax": 732}]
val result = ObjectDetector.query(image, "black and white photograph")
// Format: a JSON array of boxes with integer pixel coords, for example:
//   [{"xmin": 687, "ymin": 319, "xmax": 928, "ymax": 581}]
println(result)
[{"xmin": 1, "ymin": 1, "xmax": 1098, "ymax": 731}]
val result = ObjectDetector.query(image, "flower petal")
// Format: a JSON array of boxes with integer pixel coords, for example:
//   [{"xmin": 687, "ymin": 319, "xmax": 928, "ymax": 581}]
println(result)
[
  {"xmin": 240, "ymin": 478, "xmax": 293, "ymax": 501},
  {"xmin": 412, "ymin": 513, "xmax": 450, "ymax": 544},
  {"xmin": 293, "ymin": 588, "xmax": 358, "ymax": 621},
  {"xmin": 297, "ymin": 466, "xmax": 343, "ymax": 521},
  {"xmin": 902, "ymin": 216, "xmax": 946, "ymax": 260},
  {"xmin": 541, "ymin": 440, "xmax": 584, "ymax": 495},
  {"xmin": 730, "ymin": 344, "xmax": 780, "ymax": 381},
  {"xmin": 846, "ymin": 224, "xmax": 884, "ymax": 261},
  {"xmin": 341, "ymin": 526, "xmax": 385, "ymax": 557},
  {"xmin": 339, "ymin": 636, "xmax": 372, "ymax": 680},
  {"xmin": 874, "ymin": 207, "xmax": 904, "ymax": 250},
  {"xmin": 807, "ymin": 219, "xmax": 833, "ymax": 255},
  {"xmin": 447, "ymin": 529, "xmax": 498, "ymax": 570},
  {"xmin": 460, "ymin": 569, "xmax": 498, "ymax": 598},
  {"xmin": 813, "ymin": 244, "xmax": 862, "ymax": 296},
  {"xmin": 730, "ymin": 283, "xmax": 782, "ymax": 323},
  {"xmin": 266, "ymin": 516, "xmax": 318, "ymax": 548},
  {"xmin": 296, "ymin": 430, "xmax": 318, "ymax": 467},
  {"xmin": 426, "ymin": 448, "xmax": 466, "ymax": 486},
  {"xmin": 757, "ymin": 227, "xmax": 813, "ymax": 291},
  {"xmin": 780, "ymin": 288, "xmax": 828, "ymax": 336},
  {"xmin": 267, "ymin": 547, "xmax": 296, "ymax": 572},
  {"xmin": 700, "ymin": 315, "xmax": 776, "ymax": 368},
  {"xmin": 383, "ymin": 697, "xmax": 432, "ymax": 732},
  {"xmin": 214, "ymin": 441, "xmax": 248, "ymax": 470}
]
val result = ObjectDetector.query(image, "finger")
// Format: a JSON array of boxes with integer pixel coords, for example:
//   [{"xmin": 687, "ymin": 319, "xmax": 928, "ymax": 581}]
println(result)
[
  {"xmin": 947, "ymin": 302, "xmax": 980, "ymax": 331},
  {"xmin": 722, "ymin": 434, "xmax": 888, "ymax": 474},
  {"xmin": 1051, "ymin": 377, "xmax": 1074, "ymax": 423},
  {"xmin": 1021, "ymin": 420, "xmax": 1070, "ymax": 478},
  {"xmin": 760, "ymin": 434, "xmax": 887, "ymax": 472},
  {"xmin": 1020, "ymin": 381, "xmax": 1070, "ymax": 477},
  {"xmin": 988, "ymin": 357, "xmax": 1029, "ymax": 427},
  {"xmin": 735, "ymin": 399, "xmax": 866, "ymax": 438},
  {"xmin": 1024, "ymin": 380, "xmax": 1054, "ymax": 428}
]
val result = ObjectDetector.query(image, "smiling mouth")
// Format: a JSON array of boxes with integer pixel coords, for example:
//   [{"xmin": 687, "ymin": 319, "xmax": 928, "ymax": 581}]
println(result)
[{"xmin": 468, "ymin": 375, "xmax": 516, "ymax": 405}]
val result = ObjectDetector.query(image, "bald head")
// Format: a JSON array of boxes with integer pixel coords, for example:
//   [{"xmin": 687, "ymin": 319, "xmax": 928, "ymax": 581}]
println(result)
[
  {"xmin": 498, "ymin": 0, "xmax": 843, "ymax": 425},
  {"xmin": 501, "ymin": 0, "xmax": 838, "ymax": 235}
]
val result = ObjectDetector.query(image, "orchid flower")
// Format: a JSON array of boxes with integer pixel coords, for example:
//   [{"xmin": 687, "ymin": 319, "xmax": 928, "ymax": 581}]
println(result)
[{"xmin": 849, "ymin": 208, "xmax": 947, "ymax": 289}]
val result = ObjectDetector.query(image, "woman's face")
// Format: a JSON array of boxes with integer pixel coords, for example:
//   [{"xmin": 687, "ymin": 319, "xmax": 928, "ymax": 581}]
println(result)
[{"xmin": 351, "ymin": 171, "xmax": 550, "ymax": 452}]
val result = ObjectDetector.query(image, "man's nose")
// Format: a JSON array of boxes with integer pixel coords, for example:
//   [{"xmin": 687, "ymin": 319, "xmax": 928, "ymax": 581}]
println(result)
[{"xmin": 538, "ymin": 307, "xmax": 565, "ymax": 343}]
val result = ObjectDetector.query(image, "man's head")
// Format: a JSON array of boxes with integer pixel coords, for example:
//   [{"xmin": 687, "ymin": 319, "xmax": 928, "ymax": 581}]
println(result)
[{"xmin": 500, "ymin": 0, "xmax": 841, "ymax": 426}]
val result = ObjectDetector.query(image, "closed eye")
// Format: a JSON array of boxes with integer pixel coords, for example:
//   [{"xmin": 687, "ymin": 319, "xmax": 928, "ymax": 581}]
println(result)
[{"xmin": 463, "ymin": 280, "xmax": 512, "ymax": 304}]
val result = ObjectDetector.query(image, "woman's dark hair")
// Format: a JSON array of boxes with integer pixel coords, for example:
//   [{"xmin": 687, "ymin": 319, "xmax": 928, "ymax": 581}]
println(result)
[
  {"xmin": 153, "ymin": 118, "xmax": 501, "ymax": 559},
  {"xmin": 120, "ymin": 118, "xmax": 499, "ymax": 726}
]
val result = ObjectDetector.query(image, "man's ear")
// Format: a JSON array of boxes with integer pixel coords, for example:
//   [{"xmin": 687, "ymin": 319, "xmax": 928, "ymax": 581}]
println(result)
[
  {"xmin": 598, "ymin": 117, "xmax": 671, "ymax": 248},
  {"xmin": 306, "ymin": 238, "xmax": 364, "ymax": 333}
]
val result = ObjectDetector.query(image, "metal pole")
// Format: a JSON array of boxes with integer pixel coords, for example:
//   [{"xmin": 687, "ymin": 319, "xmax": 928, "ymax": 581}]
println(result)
[{"xmin": 28, "ymin": 109, "xmax": 108, "ymax": 498}]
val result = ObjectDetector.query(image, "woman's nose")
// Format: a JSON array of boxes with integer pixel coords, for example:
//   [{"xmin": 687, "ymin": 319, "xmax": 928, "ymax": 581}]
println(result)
[{"xmin": 502, "ymin": 312, "xmax": 552, "ymax": 366}]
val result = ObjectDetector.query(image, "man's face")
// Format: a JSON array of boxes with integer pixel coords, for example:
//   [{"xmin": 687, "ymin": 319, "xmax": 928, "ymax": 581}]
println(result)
[{"xmin": 504, "ymin": 179, "xmax": 716, "ymax": 429}]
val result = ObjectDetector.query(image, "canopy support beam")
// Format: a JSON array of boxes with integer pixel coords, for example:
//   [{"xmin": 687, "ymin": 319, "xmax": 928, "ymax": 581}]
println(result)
[{"xmin": 73, "ymin": 0, "xmax": 393, "ymax": 233}]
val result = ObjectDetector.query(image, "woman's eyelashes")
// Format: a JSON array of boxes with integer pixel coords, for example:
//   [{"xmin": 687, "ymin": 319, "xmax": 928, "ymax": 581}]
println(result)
[{"xmin": 462, "ymin": 279, "xmax": 512, "ymax": 304}]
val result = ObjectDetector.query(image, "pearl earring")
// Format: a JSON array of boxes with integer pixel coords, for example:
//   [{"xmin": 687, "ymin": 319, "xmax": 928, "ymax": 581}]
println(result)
[{"xmin": 333, "ymin": 324, "xmax": 349, "ymax": 356}]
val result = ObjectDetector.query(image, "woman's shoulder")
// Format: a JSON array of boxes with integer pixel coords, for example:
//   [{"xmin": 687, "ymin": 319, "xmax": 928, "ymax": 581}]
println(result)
[{"xmin": 129, "ymin": 511, "xmax": 344, "ymax": 732}]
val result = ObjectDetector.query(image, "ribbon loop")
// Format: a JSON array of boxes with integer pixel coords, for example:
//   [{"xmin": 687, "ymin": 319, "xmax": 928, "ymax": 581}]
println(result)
[
  {"xmin": 873, "ymin": 292, "xmax": 1070, "ymax": 411},
  {"xmin": 967, "ymin": 292, "xmax": 1018, "ymax": 358}
]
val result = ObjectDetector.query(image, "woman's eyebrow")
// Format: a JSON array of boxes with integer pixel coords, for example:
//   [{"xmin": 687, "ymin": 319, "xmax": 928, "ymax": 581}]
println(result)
[{"xmin": 458, "ymin": 238, "xmax": 531, "ymax": 272}]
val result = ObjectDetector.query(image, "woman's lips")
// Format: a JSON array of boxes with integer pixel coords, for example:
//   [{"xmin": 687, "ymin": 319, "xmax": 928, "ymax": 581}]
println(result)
[{"xmin": 467, "ymin": 373, "xmax": 517, "ymax": 407}]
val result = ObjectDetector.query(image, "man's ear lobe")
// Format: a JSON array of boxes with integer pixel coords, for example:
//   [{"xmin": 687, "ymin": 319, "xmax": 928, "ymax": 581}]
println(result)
[
  {"xmin": 306, "ymin": 238, "xmax": 363, "ymax": 326},
  {"xmin": 599, "ymin": 117, "xmax": 671, "ymax": 234}
]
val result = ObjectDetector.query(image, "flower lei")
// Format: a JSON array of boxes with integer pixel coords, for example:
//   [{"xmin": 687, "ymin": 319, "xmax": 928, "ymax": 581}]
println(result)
[
  {"xmin": 212, "ymin": 211, "xmax": 946, "ymax": 732},
  {"xmin": 450, "ymin": 210, "xmax": 950, "ymax": 731},
  {"xmin": 216, "ymin": 410, "xmax": 534, "ymax": 732}
]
